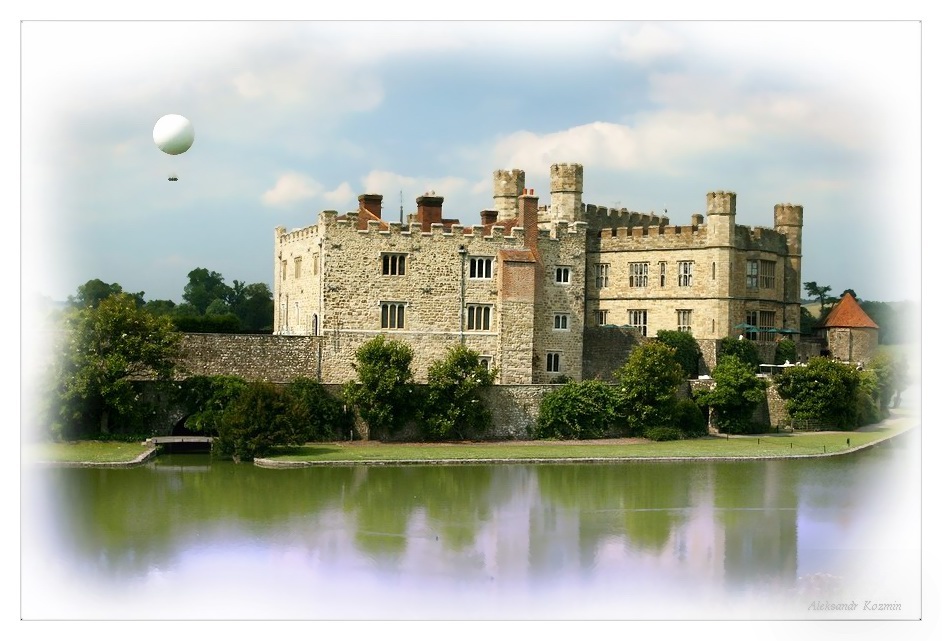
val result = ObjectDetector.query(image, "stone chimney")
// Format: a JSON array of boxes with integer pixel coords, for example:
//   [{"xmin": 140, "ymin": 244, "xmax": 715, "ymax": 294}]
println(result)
[
  {"xmin": 416, "ymin": 192, "xmax": 444, "ymax": 232},
  {"xmin": 480, "ymin": 210, "xmax": 498, "ymax": 226}
]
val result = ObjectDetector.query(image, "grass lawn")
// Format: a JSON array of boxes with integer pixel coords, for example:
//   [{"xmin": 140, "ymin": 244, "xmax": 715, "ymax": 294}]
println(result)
[
  {"xmin": 26, "ymin": 411, "xmax": 916, "ymax": 466},
  {"xmin": 25, "ymin": 440, "xmax": 154, "ymax": 464},
  {"xmin": 264, "ymin": 423, "xmax": 911, "ymax": 464}
]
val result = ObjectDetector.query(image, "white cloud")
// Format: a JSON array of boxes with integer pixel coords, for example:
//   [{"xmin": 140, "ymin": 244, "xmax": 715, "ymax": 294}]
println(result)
[
  {"xmin": 611, "ymin": 23, "xmax": 684, "ymax": 64},
  {"xmin": 324, "ymin": 182, "xmax": 356, "ymax": 206},
  {"xmin": 261, "ymin": 172, "xmax": 322, "ymax": 207}
]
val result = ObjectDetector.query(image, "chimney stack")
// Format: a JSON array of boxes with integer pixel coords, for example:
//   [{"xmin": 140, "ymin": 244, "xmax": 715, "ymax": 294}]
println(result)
[{"xmin": 416, "ymin": 192, "xmax": 444, "ymax": 232}]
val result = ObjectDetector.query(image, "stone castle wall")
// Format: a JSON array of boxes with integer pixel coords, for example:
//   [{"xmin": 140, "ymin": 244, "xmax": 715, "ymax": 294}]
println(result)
[{"xmin": 178, "ymin": 333, "xmax": 321, "ymax": 382}]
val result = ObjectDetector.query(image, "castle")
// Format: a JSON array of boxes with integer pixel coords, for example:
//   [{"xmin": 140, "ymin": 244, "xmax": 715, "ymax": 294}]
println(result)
[{"xmin": 273, "ymin": 163, "xmax": 804, "ymax": 384}]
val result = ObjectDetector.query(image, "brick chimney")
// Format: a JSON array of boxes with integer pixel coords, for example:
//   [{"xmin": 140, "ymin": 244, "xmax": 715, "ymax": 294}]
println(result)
[
  {"xmin": 518, "ymin": 188, "xmax": 539, "ymax": 249},
  {"xmin": 416, "ymin": 192, "xmax": 444, "ymax": 232},
  {"xmin": 358, "ymin": 194, "xmax": 382, "ymax": 217},
  {"xmin": 480, "ymin": 209, "xmax": 498, "ymax": 226}
]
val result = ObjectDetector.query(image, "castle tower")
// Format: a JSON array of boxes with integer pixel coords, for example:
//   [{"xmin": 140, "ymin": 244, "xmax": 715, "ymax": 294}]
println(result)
[
  {"xmin": 706, "ymin": 191, "xmax": 736, "ymax": 246},
  {"xmin": 774, "ymin": 203, "xmax": 804, "ymax": 329},
  {"xmin": 494, "ymin": 169, "xmax": 525, "ymax": 223},
  {"xmin": 549, "ymin": 163, "xmax": 583, "ymax": 223}
]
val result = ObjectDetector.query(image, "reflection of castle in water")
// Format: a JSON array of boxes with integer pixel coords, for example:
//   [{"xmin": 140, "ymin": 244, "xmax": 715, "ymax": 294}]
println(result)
[{"xmin": 517, "ymin": 461, "xmax": 798, "ymax": 593}]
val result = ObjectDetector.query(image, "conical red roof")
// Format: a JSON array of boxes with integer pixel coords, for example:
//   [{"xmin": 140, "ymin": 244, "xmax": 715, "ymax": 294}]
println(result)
[{"xmin": 820, "ymin": 293, "xmax": 879, "ymax": 329}]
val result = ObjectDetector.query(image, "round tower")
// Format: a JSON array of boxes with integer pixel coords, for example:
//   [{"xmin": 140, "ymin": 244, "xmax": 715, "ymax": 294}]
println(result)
[
  {"xmin": 549, "ymin": 163, "xmax": 584, "ymax": 223},
  {"xmin": 493, "ymin": 169, "xmax": 525, "ymax": 223}
]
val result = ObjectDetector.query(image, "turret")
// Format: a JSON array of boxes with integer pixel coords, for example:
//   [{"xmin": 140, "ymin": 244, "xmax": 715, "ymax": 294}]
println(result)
[
  {"xmin": 494, "ymin": 169, "xmax": 525, "ymax": 223},
  {"xmin": 706, "ymin": 191, "xmax": 736, "ymax": 246},
  {"xmin": 774, "ymin": 203, "xmax": 804, "ymax": 306},
  {"xmin": 549, "ymin": 163, "xmax": 583, "ymax": 223}
]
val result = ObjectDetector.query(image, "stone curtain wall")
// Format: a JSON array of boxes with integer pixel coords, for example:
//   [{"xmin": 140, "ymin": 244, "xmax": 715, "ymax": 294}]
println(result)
[
  {"xmin": 582, "ymin": 326, "xmax": 641, "ymax": 381},
  {"xmin": 179, "ymin": 333, "xmax": 321, "ymax": 382}
]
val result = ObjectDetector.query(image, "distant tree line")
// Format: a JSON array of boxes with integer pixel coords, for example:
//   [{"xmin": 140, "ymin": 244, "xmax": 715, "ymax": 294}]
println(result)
[{"xmin": 68, "ymin": 268, "xmax": 274, "ymax": 333}]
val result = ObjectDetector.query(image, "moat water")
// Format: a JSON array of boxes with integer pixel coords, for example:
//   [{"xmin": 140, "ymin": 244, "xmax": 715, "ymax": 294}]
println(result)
[{"xmin": 21, "ymin": 430, "xmax": 921, "ymax": 621}]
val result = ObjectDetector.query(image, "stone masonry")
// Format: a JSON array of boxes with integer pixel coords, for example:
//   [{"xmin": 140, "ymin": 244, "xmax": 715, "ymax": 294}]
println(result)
[{"xmin": 274, "ymin": 164, "xmax": 804, "ymax": 383}]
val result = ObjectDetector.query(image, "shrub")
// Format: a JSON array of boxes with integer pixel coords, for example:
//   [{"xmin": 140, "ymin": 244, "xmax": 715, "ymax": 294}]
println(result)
[
  {"xmin": 177, "ymin": 375, "xmax": 249, "ymax": 434},
  {"xmin": 718, "ymin": 337, "xmax": 760, "ymax": 372},
  {"xmin": 774, "ymin": 339, "xmax": 797, "ymax": 365},
  {"xmin": 694, "ymin": 355, "xmax": 768, "ymax": 434},
  {"xmin": 284, "ymin": 377, "xmax": 353, "ymax": 441},
  {"xmin": 674, "ymin": 397, "xmax": 707, "ymax": 437},
  {"xmin": 644, "ymin": 426, "xmax": 684, "ymax": 441},
  {"xmin": 656, "ymin": 330, "xmax": 702, "ymax": 378},
  {"xmin": 215, "ymin": 382, "xmax": 305, "ymax": 462},
  {"xmin": 613, "ymin": 342, "xmax": 686, "ymax": 437},
  {"xmin": 535, "ymin": 380, "xmax": 620, "ymax": 440},
  {"xmin": 343, "ymin": 335, "xmax": 416, "ymax": 439},
  {"xmin": 421, "ymin": 345, "xmax": 496, "ymax": 441},
  {"xmin": 775, "ymin": 357, "xmax": 861, "ymax": 429}
]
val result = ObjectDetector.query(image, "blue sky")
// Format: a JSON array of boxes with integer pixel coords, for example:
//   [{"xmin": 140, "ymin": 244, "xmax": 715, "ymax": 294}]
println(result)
[{"xmin": 19, "ymin": 20, "xmax": 923, "ymax": 306}]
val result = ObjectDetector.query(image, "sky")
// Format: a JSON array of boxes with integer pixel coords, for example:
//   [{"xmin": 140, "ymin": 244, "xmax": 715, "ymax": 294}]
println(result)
[{"xmin": 18, "ymin": 19, "xmax": 925, "ymax": 307}]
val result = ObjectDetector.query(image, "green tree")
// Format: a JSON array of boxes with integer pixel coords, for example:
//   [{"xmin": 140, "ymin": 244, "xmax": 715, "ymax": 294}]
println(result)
[
  {"xmin": 694, "ymin": 355, "xmax": 768, "ymax": 434},
  {"xmin": 231, "ymin": 282, "xmax": 274, "ymax": 332},
  {"xmin": 775, "ymin": 357, "xmax": 861, "ymax": 429},
  {"xmin": 804, "ymin": 281, "xmax": 834, "ymax": 319},
  {"xmin": 774, "ymin": 338, "xmax": 797, "ymax": 365},
  {"xmin": 177, "ymin": 375, "xmax": 249, "ymax": 434},
  {"xmin": 143, "ymin": 299, "xmax": 177, "ymax": 317},
  {"xmin": 343, "ymin": 335, "xmax": 416, "ymax": 439},
  {"xmin": 718, "ymin": 336, "xmax": 760, "ymax": 371},
  {"xmin": 69, "ymin": 279, "xmax": 144, "ymax": 309},
  {"xmin": 183, "ymin": 268, "xmax": 233, "ymax": 315},
  {"xmin": 52, "ymin": 292, "xmax": 182, "ymax": 438},
  {"xmin": 284, "ymin": 377, "xmax": 353, "ymax": 441},
  {"xmin": 868, "ymin": 351, "xmax": 910, "ymax": 411},
  {"xmin": 613, "ymin": 341, "xmax": 685, "ymax": 437},
  {"xmin": 655, "ymin": 329, "xmax": 702, "ymax": 378},
  {"xmin": 534, "ymin": 379, "xmax": 620, "ymax": 440},
  {"xmin": 421, "ymin": 345, "xmax": 496, "ymax": 441},
  {"xmin": 215, "ymin": 382, "xmax": 305, "ymax": 462}
]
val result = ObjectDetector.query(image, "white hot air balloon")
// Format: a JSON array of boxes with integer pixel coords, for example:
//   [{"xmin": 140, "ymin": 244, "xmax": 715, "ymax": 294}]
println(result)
[{"xmin": 153, "ymin": 114, "xmax": 195, "ymax": 181}]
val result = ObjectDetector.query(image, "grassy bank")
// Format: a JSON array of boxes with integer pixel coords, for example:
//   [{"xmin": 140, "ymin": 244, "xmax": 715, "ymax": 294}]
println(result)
[
  {"xmin": 26, "ymin": 411, "xmax": 915, "ymax": 465},
  {"xmin": 263, "ymin": 423, "xmax": 911, "ymax": 464},
  {"xmin": 26, "ymin": 439, "xmax": 154, "ymax": 464}
]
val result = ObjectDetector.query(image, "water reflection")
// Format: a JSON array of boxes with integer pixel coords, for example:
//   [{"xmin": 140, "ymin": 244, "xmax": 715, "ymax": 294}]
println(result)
[{"xmin": 22, "ymin": 432, "xmax": 920, "ymax": 620}]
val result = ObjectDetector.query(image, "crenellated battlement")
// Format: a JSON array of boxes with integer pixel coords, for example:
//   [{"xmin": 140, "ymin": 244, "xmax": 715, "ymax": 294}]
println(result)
[
  {"xmin": 276, "ymin": 223, "xmax": 321, "ymax": 245},
  {"xmin": 582, "ymin": 203, "xmax": 670, "ymax": 231},
  {"xmin": 590, "ymin": 222, "xmax": 705, "ymax": 251},
  {"xmin": 735, "ymin": 225, "xmax": 789, "ymax": 253},
  {"xmin": 321, "ymin": 211, "xmax": 586, "ymax": 249}
]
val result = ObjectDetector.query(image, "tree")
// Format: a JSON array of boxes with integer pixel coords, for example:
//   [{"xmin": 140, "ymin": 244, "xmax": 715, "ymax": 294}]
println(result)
[
  {"xmin": 343, "ymin": 335, "xmax": 416, "ymax": 439},
  {"xmin": 215, "ymin": 382, "xmax": 304, "ymax": 462},
  {"xmin": 183, "ymin": 268, "xmax": 233, "ymax": 315},
  {"xmin": 694, "ymin": 355, "xmax": 768, "ymax": 434},
  {"xmin": 718, "ymin": 336, "xmax": 760, "ymax": 371},
  {"xmin": 775, "ymin": 357, "xmax": 861, "ymax": 429},
  {"xmin": 804, "ymin": 281, "xmax": 834, "ymax": 319},
  {"xmin": 868, "ymin": 351, "xmax": 910, "ymax": 412},
  {"xmin": 177, "ymin": 375, "xmax": 249, "ymax": 434},
  {"xmin": 774, "ymin": 338, "xmax": 797, "ymax": 365},
  {"xmin": 613, "ymin": 341, "xmax": 686, "ymax": 437},
  {"xmin": 284, "ymin": 377, "xmax": 352, "ymax": 441},
  {"xmin": 231, "ymin": 282, "xmax": 275, "ymax": 332},
  {"xmin": 421, "ymin": 345, "xmax": 497, "ymax": 441},
  {"xmin": 69, "ymin": 279, "xmax": 144, "ymax": 309},
  {"xmin": 655, "ymin": 330, "xmax": 702, "ymax": 378},
  {"xmin": 52, "ymin": 292, "xmax": 182, "ymax": 438},
  {"xmin": 534, "ymin": 379, "xmax": 620, "ymax": 440}
]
